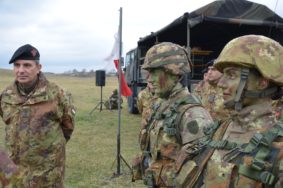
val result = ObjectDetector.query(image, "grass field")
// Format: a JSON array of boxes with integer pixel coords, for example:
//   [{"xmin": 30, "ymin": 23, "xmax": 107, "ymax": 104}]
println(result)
[{"xmin": 0, "ymin": 69, "xmax": 145, "ymax": 188}]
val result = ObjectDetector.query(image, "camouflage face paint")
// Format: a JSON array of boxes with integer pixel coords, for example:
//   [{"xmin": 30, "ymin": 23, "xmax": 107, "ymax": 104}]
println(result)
[
  {"xmin": 149, "ymin": 68, "xmax": 178, "ymax": 98},
  {"xmin": 217, "ymin": 66, "xmax": 241, "ymax": 103}
]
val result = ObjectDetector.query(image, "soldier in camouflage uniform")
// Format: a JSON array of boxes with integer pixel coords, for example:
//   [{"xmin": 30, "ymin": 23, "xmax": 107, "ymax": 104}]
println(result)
[
  {"xmin": 137, "ymin": 72, "xmax": 157, "ymax": 129},
  {"xmin": 104, "ymin": 89, "xmax": 121, "ymax": 110},
  {"xmin": 136, "ymin": 72, "xmax": 160, "ymax": 160},
  {"xmin": 132, "ymin": 42, "xmax": 213, "ymax": 187},
  {"xmin": 187, "ymin": 35, "xmax": 283, "ymax": 188},
  {"xmin": 0, "ymin": 44, "xmax": 75, "ymax": 188},
  {"xmin": 137, "ymin": 72, "xmax": 154, "ymax": 115},
  {"xmin": 192, "ymin": 72, "xmax": 208, "ymax": 99},
  {"xmin": 194, "ymin": 60, "xmax": 229, "ymax": 121}
]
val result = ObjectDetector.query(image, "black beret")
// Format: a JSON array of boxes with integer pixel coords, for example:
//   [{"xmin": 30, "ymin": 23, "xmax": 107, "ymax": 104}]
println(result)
[
  {"xmin": 9, "ymin": 44, "xmax": 40, "ymax": 64},
  {"xmin": 202, "ymin": 68, "xmax": 208, "ymax": 74},
  {"xmin": 202, "ymin": 59, "xmax": 215, "ymax": 73},
  {"xmin": 206, "ymin": 59, "xmax": 215, "ymax": 67}
]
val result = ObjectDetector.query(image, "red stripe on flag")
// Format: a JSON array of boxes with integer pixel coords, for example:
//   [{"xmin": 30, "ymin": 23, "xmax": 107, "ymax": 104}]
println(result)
[{"xmin": 114, "ymin": 59, "xmax": 132, "ymax": 97}]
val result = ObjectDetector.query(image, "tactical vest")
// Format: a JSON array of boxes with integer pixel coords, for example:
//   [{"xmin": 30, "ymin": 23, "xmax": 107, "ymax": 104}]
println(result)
[
  {"xmin": 143, "ymin": 94, "xmax": 202, "ymax": 187},
  {"xmin": 177, "ymin": 120, "xmax": 283, "ymax": 187},
  {"xmin": 208, "ymin": 123, "xmax": 283, "ymax": 187}
]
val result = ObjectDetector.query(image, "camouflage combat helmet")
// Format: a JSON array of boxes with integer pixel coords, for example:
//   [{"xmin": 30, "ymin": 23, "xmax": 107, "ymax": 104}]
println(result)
[
  {"xmin": 113, "ymin": 89, "xmax": 118, "ymax": 95},
  {"xmin": 142, "ymin": 42, "xmax": 191, "ymax": 75},
  {"xmin": 214, "ymin": 35, "xmax": 283, "ymax": 110},
  {"xmin": 214, "ymin": 35, "xmax": 283, "ymax": 86}
]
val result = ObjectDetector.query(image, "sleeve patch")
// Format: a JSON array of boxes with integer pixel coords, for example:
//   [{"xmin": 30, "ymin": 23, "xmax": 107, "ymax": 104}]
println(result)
[{"xmin": 186, "ymin": 120, "xmax": 199, "ymax": 135}]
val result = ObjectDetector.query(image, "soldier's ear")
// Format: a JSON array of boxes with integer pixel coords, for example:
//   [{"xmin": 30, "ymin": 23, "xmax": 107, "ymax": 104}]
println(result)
[
  {"xmin": 258, "ymin": 77, "xmax": 269, "ymax": 90},
  {"xmin": 37, "ymin": 63, "xmax": 42, "ymax": 70}
]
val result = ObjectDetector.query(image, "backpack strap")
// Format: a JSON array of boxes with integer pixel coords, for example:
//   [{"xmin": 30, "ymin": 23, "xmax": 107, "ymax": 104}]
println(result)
[
  {"xmin": 142, "ymin": 102, "xmax": 162, "ymax": 158},
  {"xmin": 237, "ymin": 123, "xmax": 283, "ymax": 186},
  {"xmin": 163, "ymin": 95, "xmax": 201, "ymax": 144},
  {"xmin": 207, "ymin": 123, "xmax": 283, "ymax": 186},
  {"xmin": 184, "ymin": 119, "xmax": 231, "ymax": 188}
]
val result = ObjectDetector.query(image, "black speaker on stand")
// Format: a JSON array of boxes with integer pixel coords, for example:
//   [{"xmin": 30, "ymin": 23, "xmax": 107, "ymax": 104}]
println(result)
[
  {"xmin": 90, "ymin": 70, "xmax": 106, "ymax": 114},
  {"xmin": 96, "ymin": 70, "xmax": 105, "ymax": 87}
]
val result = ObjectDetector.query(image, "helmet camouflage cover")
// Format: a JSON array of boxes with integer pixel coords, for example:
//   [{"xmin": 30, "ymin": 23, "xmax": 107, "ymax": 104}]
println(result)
[
  {"xmin": 142, "ymin": 42, "xmax": 191, "ymax": 75},
  {"xmin": 113, "ymin": 89, "xmax": 118, "ymax": 94},
  {"xmin": 214, "ymin": 35, "xmax": 283, "ymax": 86}
]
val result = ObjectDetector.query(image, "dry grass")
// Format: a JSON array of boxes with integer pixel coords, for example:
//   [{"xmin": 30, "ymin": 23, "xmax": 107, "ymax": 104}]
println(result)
[{"xmin": 0, "ymin": 69, "xmax": 145, "ymax": 188}]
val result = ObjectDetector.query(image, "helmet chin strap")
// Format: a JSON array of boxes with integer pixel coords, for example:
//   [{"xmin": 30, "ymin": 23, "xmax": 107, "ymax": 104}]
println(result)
[
  {"xmin": 224, "ymin": 68, "xmax": 280, "ymax": 111},
  {"xmin": 224, "ymin": 68, "xmax": 249, "ymax": 111},
  {"xmin": 244, "ymin": 87, "xmax": 280, "ymax": 99}
]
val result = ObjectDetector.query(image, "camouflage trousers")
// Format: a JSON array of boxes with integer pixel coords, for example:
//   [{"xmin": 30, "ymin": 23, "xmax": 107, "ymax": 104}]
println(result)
[{"xmin": 11, "ymin": 164, "xmax": 65, "ymax": 188}]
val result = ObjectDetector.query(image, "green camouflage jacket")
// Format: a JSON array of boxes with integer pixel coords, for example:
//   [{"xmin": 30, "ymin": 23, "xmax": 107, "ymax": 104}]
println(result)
[
  {"xmin": 137, "ymin": 86, "xmax": 158, "ymax": 130},
  {"xmin": 0, "ymin": 72, "xmax": 75, "ymax": 188},
  {"xmin": 137, "ymin": 86, "xmax": 153, "ymax": 115},
  {"xmin": 192, "ymin": 80, "xmax": 207, "ymax": 100},
  {"xmin": 143, "ymin": 83, "xmax": 213, "ymax": 187},
  {"xmin": 202, "ymin": 101, "xmax": 282, "ymax": 188},
  {"xmin": 104, "ymin": 92, "xmax": 119, "ymax": 109},
  {"xmin": 195, "ymin": 83, "xmax": 230, "ymax": 121}
]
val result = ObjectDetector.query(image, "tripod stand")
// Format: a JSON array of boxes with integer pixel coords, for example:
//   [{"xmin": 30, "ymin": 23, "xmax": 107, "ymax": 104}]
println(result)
[{"xmin": 89, "ymin": 86, "xmax": 104, "ymax": 114}]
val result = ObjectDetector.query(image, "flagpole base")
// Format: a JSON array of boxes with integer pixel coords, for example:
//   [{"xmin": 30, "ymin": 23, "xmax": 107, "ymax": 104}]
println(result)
[{"xmin": 111, "ymin": 153, "xmax": 133, "ymax": 178}]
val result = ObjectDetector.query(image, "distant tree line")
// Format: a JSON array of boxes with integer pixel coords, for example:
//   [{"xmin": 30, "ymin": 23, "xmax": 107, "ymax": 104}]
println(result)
[{"xmin": 62, "ymin": 69, "xmax": 117, "ymax": 77}]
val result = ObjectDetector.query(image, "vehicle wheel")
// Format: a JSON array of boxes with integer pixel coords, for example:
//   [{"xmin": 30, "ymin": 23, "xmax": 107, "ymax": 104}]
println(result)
[{"xmin": 127, "ymin": 95, "xmax": 139, "ymax": 114}]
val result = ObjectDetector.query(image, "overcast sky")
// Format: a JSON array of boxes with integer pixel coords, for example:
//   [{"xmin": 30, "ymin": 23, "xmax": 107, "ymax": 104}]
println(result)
[{"xmin": 0, "ymin": 0, "xmax": 282, "ymax": 73}]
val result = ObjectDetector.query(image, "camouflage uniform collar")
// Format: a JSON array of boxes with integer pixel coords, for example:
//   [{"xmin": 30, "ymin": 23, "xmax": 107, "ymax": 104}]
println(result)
[
  {"xmin": 168, "ymin": 82, "xmax": 185, "ymax": 100},
  {"xmin": 204, "ymin": 83, "xmax": 218, "ymax": 93},
  {"xmin": 207, "ymin": 78, "xmax": 219, "ymax": 86},
  {"xmin": 5, "ymin": 72, "xmax": 49, "ymax": 104},
  {"xmin": 16, "ymin": 76, "xmax": 39, "ymax": 96},
  {"xmin": 155, "ymin": 83, "xmax": 188, "ymax": 114},
  {"xmin": 208, "ymin": 83, "xmax": 218, "ymax": 90},
  {"xmin": 145, "ymin": 86, "xmax": 154, "ymax": 96},
  {"xmin": 29, "ymin": 72, "xmax": 50, "ymax": 97},
  {"xmin": 36, "ymin": 72, "xmax": 49, "ymax": 87},
  {"xmin": 231, "ymin": 100, "xmax": 273, "ymax": 124},
  {"xmin": 14, "ymin": 72, "xmax": 48, "ymax": 95}
]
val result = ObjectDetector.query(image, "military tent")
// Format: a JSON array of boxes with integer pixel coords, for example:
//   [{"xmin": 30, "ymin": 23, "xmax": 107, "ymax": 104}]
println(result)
[{"xmin": 138, "ymin": 0, "xmax": 283, "ymax": 59}]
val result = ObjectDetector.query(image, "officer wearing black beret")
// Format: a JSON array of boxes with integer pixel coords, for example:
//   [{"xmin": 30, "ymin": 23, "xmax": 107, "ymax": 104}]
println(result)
[
  {"xmin": 7, "ymin": 44, "xmax": 42, "ymax": 91},
  {"xmin": 202, "ymin": 59, "xmax": 215, "ymax": 74},
  {"xmin": 0, "ymin": 44, "xmax": 75, "ymax": 187},
  {"xmin": 9, "ymin": 44, "xmax": 40, "ymax": 64}
]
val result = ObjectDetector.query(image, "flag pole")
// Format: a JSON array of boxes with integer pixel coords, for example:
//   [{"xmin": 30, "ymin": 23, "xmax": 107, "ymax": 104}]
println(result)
[{"xmin": 117, "ymin": 6, "xmax": 123, "ymax": 175}]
